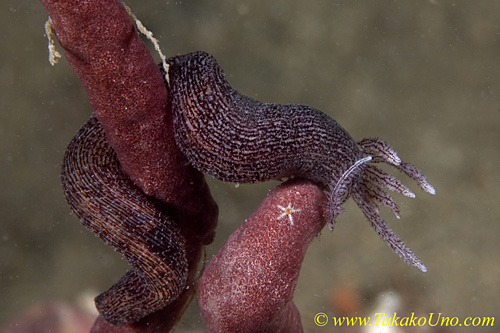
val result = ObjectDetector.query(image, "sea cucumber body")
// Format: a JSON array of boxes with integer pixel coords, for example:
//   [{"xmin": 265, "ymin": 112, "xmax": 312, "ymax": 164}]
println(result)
[
  {"xmin": 166, "ymin": 52, "xmax": 433, "ymax": 272},
  {"xmin": 167, "ymin": 52, "xmax": 363, "ymax": 190},
  {"xmin": 61, "ymin": 116, "xmax": 188, "ymax": 325}
]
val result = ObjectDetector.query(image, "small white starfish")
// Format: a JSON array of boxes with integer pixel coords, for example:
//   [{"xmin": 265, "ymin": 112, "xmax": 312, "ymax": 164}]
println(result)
[{"xmin": 277, "ymin": 203, "xmax": 301, "ymax": 225}]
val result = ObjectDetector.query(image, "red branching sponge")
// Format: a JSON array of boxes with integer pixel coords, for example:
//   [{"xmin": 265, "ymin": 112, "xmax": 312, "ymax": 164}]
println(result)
[
  {"xmin": 198, "ymin": 180, "xmax": 327, "ymax": 333},
  {"xmin": 40, "ymin": 0, "xmax": 217, "ymax": 229},
  {"xmin": 39, "ymin": 0, "xmax": 218, "ymax": 331}
]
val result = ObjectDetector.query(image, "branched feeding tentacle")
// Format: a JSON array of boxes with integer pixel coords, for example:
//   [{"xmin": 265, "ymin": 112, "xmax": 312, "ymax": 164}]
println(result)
[
  {"xmin": 351, "ymin": 188, "xmax": 427, "ymax": 273},
  {"xmin": 326, "ymin": 156, "xmax": 372, "ymax": 230},
  {"xmin": 358, "ymin": 137, "xmax": 402, "ymax": 166},
  {"xmin": 350, "ymin": 137, "xmax": 435, "ymax": 272},
  {"xmin": 396, "ymin": 161, "xmax": 436, "ymax": 195},
  {"xmin": 357, "ymin": 180, "xmax": 401, "ymax": 219},
  {"xmin": 365, "ymin": 165, "xmax": 416, "ymax": 198}
]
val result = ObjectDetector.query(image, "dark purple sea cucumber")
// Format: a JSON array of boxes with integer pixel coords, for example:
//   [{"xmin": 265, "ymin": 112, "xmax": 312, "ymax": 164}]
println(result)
[{"xmin": 167, "ymin": 51, "xmax": 435, "ymax": 272}]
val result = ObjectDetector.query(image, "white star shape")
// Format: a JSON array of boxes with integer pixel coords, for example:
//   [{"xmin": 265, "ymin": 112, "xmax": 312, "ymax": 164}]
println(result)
[{"xmin": 277, "ymin": 203, "xmax": 301, "ymax": 225}]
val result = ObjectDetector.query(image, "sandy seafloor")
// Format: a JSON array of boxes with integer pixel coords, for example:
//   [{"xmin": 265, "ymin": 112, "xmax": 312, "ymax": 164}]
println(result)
[{"xmin": 1, "ymin": 1, "xmax": 499, "ymax": 332}]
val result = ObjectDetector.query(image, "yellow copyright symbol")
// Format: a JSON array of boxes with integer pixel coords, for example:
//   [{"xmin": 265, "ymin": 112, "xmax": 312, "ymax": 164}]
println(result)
[{"xmin": 314, "ymin": 312, "xmax": 328, "ymax": 327}]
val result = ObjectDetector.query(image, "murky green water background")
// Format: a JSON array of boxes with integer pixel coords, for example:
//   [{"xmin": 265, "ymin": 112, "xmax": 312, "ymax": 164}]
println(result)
[{"xmin": 1, "ymin": 1, "xmax": 499, "ymax": 332}]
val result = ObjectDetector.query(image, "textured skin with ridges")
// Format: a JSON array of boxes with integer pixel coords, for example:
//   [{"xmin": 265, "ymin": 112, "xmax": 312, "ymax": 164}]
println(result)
[
  {"xmin": 167, "ymin": 51, "xmax": 363, "ymax": 187},
  {"xmin": 167, "ymin": 52, "xmax": 435, "ymax": 272},
  {"xmin": 61, "ymin": 117, "xmax": 188, "ymax": 325}
]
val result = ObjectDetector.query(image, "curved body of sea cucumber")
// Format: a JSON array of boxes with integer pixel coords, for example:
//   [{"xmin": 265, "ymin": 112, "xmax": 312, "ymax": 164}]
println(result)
[
  {"xmin": 61, "ymin": 116, "xmax": 188, "ymax": 325},
  {"xmin": 166, "ymin": 51, "xmax": 435, "ymax": 272},
  {"xmin": 167, "ymin": 51, "xmax": 364, "ymax": 190}
]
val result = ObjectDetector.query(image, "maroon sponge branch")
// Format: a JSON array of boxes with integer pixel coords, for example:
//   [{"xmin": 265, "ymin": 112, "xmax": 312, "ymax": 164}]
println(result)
[
  {"xmin": 39, "ymin": 0, "xmax": 217, "ymax": 223},
  {"xmin": 198, "ymin": 180, "xmax": 327, "ymax": 333},
  {"xmin": 39, "ymin": 0, "xmax": 218, "ymax": 330}
]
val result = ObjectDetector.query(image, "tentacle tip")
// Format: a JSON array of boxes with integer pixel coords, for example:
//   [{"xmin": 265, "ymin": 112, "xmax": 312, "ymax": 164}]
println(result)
[
  {"xmin": 326, "ymin": 203, "xmax": 344, "ymax": 232},
  {"xmin": 403, "ymin": 253, "xmax": 427, "ymax": 273},
  {"xmin": 327, "ymin": 218, "xmax": 337, "ymax": 231},
  {"xmin": 404, "ymin": 252, "xmax": 427, "ymax": 273},
  {"xmin": 416, "ymin": 262, "xmax": 428, "ymax": 273},
  {"xmin": 404, "ymin": 191, "xmax": 416, "ymax": 198},
  {"xmin": 327, "ymin": 223, "xmax": 334, "ymax": 231},
  {"xmin": 425, "ymin": 184, "xmax": 436, "ymax": 195}
]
